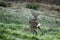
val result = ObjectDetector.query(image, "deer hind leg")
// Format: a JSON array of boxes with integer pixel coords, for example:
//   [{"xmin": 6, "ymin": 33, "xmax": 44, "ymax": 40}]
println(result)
[
  {"xmin": 33, "ymin": 29, "xmax": 37, "ymax": 35},
  {"xmin": 31, "ymin": 28, "xmax": 37, "ymax": 35},
  {"xmin": 38, "ymin": 27, "xmax": 44, "ymax": 35}
]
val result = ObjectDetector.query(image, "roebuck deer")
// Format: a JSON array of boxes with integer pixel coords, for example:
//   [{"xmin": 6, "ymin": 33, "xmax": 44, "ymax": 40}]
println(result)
[{"xmin": 29, "ymin": 12, "xmax": 44, "ymax": 35}]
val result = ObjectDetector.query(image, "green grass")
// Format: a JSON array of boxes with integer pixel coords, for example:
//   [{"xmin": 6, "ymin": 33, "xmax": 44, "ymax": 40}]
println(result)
[
  {"xmin": 0, "ymin": 6, "xmax": 60, "ymax": 40},
  {"xmin": 0, "ymin": 23, "xmax": 60, "ymax": 40},
  {"xmin": 0, "ymin": 7, "xmax": 33, "ymax": 24},
  {"xmin": 0, "ymin": 7, "xmax": 60, "ymax": 26}
]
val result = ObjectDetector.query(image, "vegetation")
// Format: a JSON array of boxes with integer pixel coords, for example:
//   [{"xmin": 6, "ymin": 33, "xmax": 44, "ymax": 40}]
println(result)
[
  {"xmin": 26, "ymin": 3, "xmax": 39, "ymax": 10},
  {"xmin": 0, "ymin": 2, "xmax": 12, "ymax": 7},
  {"xmin": 0, "ymin": 7, "xmax": 60, "ymax": 40},
  {"xmin": 0, "ymin": 23, "xmax": 60, "ymax": 40},
  {"xmin": 0, "ymin": 0, "xmax": 60, "ymax": 39}
]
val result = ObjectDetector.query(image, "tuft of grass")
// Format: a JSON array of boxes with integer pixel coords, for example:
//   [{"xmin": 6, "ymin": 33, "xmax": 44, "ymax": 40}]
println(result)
[{"xmin": 0, "ymin": 34, "xmax": 7, "ymax": 40}]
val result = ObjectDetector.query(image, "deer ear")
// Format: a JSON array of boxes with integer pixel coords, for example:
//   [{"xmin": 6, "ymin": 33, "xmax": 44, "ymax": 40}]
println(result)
[
  {"xmin": 32, "ymin": 13, "xmax": 39, "ymax": 18},
  {"xmin": 31, "ymin": 10, "xmax": 40, "ymax": 18}
]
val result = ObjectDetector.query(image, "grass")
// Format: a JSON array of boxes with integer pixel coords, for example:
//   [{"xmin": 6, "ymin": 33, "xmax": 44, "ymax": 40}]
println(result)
[
  {"xmin": 0, "ymin": 3, "xmax": 60, "ymax": 40},
  {"xmin": 0, "ymin": 23, "xmax": 60, "ymax": 40},
  {"xmin": 0, "ymin": 7, "xmax": 60, "ymax": 26}
]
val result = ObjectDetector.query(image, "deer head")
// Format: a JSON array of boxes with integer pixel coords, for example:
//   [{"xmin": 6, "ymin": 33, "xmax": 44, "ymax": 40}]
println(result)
[{"xmin": 31, "ymin": 11, "xmax": 40, "ymax": 20}]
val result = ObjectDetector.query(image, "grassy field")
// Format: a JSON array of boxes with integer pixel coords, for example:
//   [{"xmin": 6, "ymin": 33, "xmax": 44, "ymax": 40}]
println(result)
[
  {"xmin": 0, "ymin": 23, "xmax": 60, "ymax": 40},
  {"xmin": 0, "ymin": 4, "xmax": 60, "ymax": 40}
]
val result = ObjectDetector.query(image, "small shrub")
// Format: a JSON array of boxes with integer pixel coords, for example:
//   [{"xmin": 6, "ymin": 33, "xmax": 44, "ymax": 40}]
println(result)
[
  {"xmin": 26, "ymin": 3, "xmax": 39, "ymax": 10},
  {"xmin": 0, "ymin": 2, "xmax": 12, "ymax": 7},
  {"xmin": 0, "ymin": 2, "xmax": 7, "ymax": 7}
]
